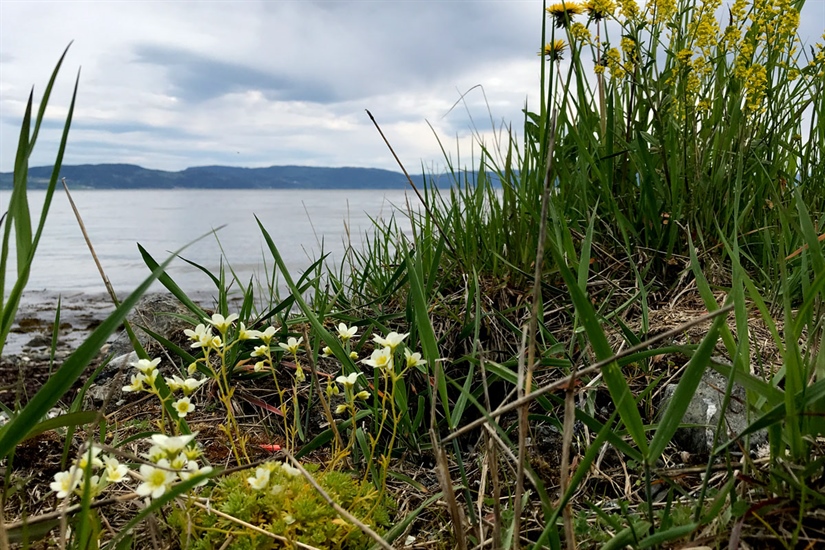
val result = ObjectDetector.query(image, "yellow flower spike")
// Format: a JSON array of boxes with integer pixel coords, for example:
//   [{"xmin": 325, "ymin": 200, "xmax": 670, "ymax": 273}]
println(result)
[
  {"xmin": 546, "ymin": 2, "xmax": 583, "ymax": 28},
  {"xmin": 570, "ymin": 22, "xmax": 591, "ymax": 43},
  {"xmin": 648, "ymin": 0, "xmax": 676, "ymax": 24},
  {"xmin": 584, "ymin": 0, "xmax": 614, "ymax": 21},
  {"xmin": 617, "ymin": 0, "xmax": 639, "ymax": 21}
]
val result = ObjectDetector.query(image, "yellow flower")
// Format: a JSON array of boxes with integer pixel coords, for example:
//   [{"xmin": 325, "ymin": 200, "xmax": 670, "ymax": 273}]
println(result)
[
  {"xmin": 605, "ymin": 47, "xmax": 626, "ymax": 79},
  {"xmin": 584, "ymin": 0, "xmax": 615, "ymax": 21},
  {"xmin": 546, "ymin": 2, "xmax": 583, "ymax": 28},
  {"xmin": 620, "ymin": 37, "xmax": 637, "ymax": 65},
  {"xmin": 569, "ymin": 22, "xmax": 591, "ymax": 43},
  {"xmin": 744, "ymin": 63, "xmax": 768, "ymax": 114},
  {"xmin": 649, "ymin": 0, "xmax": 676, "ymax": 24},
  {"xmin": 542, "ymin": 39, "xmax": 567, "ymax": 62},
  {"xmin": 617, "ymin": 0, "xmax": 639, "ymax": 21}
]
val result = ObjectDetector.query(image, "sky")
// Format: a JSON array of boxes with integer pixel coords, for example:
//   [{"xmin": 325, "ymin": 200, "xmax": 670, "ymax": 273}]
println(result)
[{"xmin": 1, "ymin": 0, "xmax": 823, "ymax": 174}]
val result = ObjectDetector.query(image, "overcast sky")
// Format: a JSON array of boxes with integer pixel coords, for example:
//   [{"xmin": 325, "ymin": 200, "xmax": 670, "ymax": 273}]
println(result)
[{"xmin": 1, "ymin": 0, "xmax": 823, "ymax": 173}]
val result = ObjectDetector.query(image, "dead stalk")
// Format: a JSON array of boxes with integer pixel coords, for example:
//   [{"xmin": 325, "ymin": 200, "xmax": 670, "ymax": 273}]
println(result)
[
  {"xmin": 430, "ymin": 429, "xmax": 469, "ymax": 550},
  {"xmin": 514, "ymin": 109, "xmax": 558, "ymax": 547},
  {"xmin": 186, "ymin": 499, "xmax": 322, "ymax": 550}
]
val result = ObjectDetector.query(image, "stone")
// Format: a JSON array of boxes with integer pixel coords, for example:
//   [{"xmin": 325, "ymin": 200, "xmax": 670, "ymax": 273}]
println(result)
[{"xmin": 660, "ymin": 368, "xmax": 767, "ymax": 458}]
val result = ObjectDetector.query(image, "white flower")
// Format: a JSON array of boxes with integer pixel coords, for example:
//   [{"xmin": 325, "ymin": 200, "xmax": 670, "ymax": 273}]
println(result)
[
  {"xmin": 122, "ymin": 373, "xmax": 146, "ymax": 393},
  {"xmin": 373, "ymin": 331, "xmax": 409, "ymax": 350},
  {"xmin": 253, "ymin": 361, "xmax": 267, "ymax": 372},
  {"xmin": 184, "ymin": 324, "xmax": 213, "ymax": 349},
  {"xmin": 145, "ymin": 445, "xmax": 166, "ymax": 463},
  {"xmin": 133, "ymin": 357, "xmax": 161, "ymax": 374},
  {"xmin": 103, "ymin": 456, "xmax": 129, "ymax": 483},
  {"xmin": 136, "ymin": 460, "xmax": 177, "ymax": 499},
  {"xmin": 257, "ymin": 326, "xmax": 277, "ymax": 345},
  {"xmin": 335, "ymin": 404, "xmax": 348, "ymax": 414},
  {"xmin": 251, "ymin": 345, "xmax": 269, "ymax": 358},
  {"xmin": 173, "ymin": 397, "xmax": 195, "ymax": 418},
  {"xmin": 322, "ymin": 346, "xmax": 334, "ymax": 357},
  {"xmin": 361, "ymin": 347, "xmax": 392, "ymax": 371},
  {"xmin": 169, "ymin": 453, "xmax": 188, "ymax": 470},
  {"xmin": 165, "ymin": 374, "xmax": 185, "ymax": 393},
  {"xmin": 337, "ymin": 323, "xmax": 358, "ymax": 341},
  {"xmin": 150, "ymin": 433, "xmax": 197, "ymax": 456},
  {"xmin": 208, "ymin": 335, "xmax": 223, "ymax": 349},
  {"xmin": 278, "ymin": 336, "xmax": 303, "ymax": 355},
  {"xmin": 247, "ymin": 467, "xmax": 271, "ymax": 490},
  {"xmin": 143, "ymin": 368, "xmax": 159, "ymax": 388},
  {"xmin": 335, "ymin": 372, "xmax": 361, "ymax": 388},
  {"xmin": 179, "ymin": 461, "xmax": 212, "ymax": 486},
  {"xmin": 280, "ymin": 462, "xmax": 301, "ymax": 477},
  {"xmin": 50, "ymin": 468, "xmax": 81, "ymax": 498},
  {"xmin": 404, "ymin": 349, "xmax": 427, "ymax": 369},
  {"xmin": 77, "ymin": 445, "xmax": 104, "ymax": 470},
  {"xmin": 181, "ymin": 377, "xmax": 208, "ymax": 395},
  {"xmin": 237, "ymin": 322, "xmax": 254, "ymax": 340},
  {"xmin": 85, "ymin": 475, "xmax": 106, "ymax": 499},
  {"xmin": 183, "ymin": 446, "xmax": 203, "ymax": 461},
  {"xmin": 206, "ymin": 313, "xmax": 239, "ymax": 333}
]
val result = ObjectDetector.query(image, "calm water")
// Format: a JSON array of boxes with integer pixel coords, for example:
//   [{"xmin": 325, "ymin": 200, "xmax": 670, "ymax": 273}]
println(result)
[{"xmin": 2, "ymin": 189, "xmax": 414, "ymax": 297}]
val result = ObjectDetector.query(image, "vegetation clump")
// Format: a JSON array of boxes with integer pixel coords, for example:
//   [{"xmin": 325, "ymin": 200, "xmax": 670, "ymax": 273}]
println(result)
[{"xmin": 169, "ymin": 462, "xmax": 392, "ymax": 550}]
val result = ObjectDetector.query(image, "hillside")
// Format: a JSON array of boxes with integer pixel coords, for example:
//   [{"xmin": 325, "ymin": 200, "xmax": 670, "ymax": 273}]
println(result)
[{"xmin": 0, "ymin": 164, "xmax": 456, "ymax": 190}]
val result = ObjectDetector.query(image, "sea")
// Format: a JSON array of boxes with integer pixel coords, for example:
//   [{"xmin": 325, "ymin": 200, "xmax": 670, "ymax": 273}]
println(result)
[{"xmin": 2, "ymin": 189, "xmax": 415, "ymax": 301}]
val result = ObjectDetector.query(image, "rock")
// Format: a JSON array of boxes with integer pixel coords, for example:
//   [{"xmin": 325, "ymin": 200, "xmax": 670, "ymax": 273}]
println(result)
[
  {"xmin": 107, "ymin": 294, "xmax": 196, "ymax": 358},
  {"xmin": 86, "ymin": 294, "xmax": 198, "ymax": 411},
  {"xmin": 24, "ymin": 334, "xmax": 52, "ymax": 348},
  {"xmin": 660, "ymin": 368, "xmax": 767, "ymax": 458}
]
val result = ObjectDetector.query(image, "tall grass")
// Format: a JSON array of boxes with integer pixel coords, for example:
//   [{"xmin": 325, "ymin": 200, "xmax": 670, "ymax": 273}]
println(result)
[{"xmin": 324, "ymin": 0, "xmax": 825, "ymax": 547}]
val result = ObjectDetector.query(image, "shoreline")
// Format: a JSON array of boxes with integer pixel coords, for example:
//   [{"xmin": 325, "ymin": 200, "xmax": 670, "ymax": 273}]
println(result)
[{"xmin": 4, "ymin": 289, "xmax": 228, "ymax": 357}]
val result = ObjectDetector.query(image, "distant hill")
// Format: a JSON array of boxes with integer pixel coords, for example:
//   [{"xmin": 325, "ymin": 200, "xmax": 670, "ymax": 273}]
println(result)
[{"xmin": 0, "ymin": 164, "xmax": 473, "ymax": 190}]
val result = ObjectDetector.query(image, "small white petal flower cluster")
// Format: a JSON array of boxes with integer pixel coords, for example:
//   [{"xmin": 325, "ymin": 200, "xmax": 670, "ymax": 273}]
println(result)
[
  {"xmin": 49, "ymin": 445, "xmax": 129, "ymax": 500},
  {"xmin": 49, "ymin": 435, "xmax": 210, "ymax": 502},
  {"xmin": 122, "ymin": 357, "xmax": 207, "ymax": 419},
  {"xmin": 137, "ymin": 433, "xmax": 212, "ymax": 499},
  {"xmin": 331, "ymin": 372, "xmax": 371, "ymax": 414},
  {"xmin": 246, "ymin": 460, "xmax": 301, "ymax": 492},
  {"xmin": 322, "ymin": 323, "xmax": 360, "ymax": 360}
]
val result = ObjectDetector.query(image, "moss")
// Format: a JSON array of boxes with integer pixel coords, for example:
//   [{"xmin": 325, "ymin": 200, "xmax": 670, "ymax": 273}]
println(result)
[{"xmin": 169, "ymin": 462, "xmax": 393, "ymax": 549}]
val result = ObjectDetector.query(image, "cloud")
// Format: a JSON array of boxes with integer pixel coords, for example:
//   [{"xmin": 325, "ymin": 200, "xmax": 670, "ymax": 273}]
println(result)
[{"xmin": 1, "ymin": 1, "xmax": 822, "ymax": 174}]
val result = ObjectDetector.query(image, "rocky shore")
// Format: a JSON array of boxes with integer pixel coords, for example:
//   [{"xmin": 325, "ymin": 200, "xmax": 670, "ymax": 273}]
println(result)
[{"xmin": 0, "ymin": 290, "xmax": 220, "ymax": 410}]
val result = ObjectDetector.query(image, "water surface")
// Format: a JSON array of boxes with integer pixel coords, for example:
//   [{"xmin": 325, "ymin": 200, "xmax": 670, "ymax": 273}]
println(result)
[{"xmin": 2, "ymin": 189, "xmax": 414, "ymax": 298}]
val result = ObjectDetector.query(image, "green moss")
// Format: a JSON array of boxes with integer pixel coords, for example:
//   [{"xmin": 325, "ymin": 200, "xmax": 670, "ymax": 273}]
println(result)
[{"xmin": 169, "ymin": 462, "xmax": 393, "ymax": 549}]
